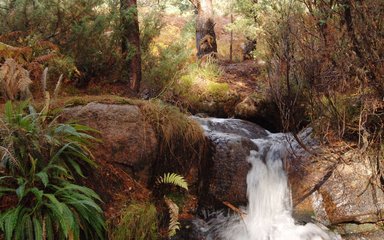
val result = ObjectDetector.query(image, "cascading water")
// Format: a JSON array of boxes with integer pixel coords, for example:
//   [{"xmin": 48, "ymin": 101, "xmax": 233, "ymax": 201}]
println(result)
[
  {"xmin": 190, "ymin": 118, "xmax": 340, "ymax": 240},
  {"xmin": 215, "ymin": 135, "xmax": 336, "ymax": 240}
]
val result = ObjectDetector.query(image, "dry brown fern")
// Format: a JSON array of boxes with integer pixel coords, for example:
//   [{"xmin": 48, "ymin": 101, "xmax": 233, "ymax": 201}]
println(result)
[
  {"xmin": 164, "ymin": 196, "xmax": 180, "ymax": 238},
  {"xmin": 0, "ymin": 59, "xmax": 32, "ymax": 100},
  {"xmin": 0, "ymin": 42, "xmax": 32, "ymax": 62}
]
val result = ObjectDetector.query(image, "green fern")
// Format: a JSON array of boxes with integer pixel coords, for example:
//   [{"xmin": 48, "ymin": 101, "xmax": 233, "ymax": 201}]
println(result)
[
  {"xmin": 156, "ymin": 173, "xmax": 188, "ymax": 238},
  {"xmin": 156, "ymin": 173, "xmax": 188, "ymax": 190}
]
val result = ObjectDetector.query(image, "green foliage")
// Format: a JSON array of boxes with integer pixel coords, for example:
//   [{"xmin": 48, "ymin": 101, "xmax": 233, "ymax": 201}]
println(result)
[
  {"xmin": 156, "ymin": 173, "xmax": 188, "ymax": 191},
  {"xmin": 156, "ymin": 173, "xmax": 188, "ymax": 237},
  {"xmin": 0, "ymin": 0, "xmax": 124, "ymax": 83},
  {"xmin": 139, "ymin": 6, "xmax": 164, "ymax": 54},
  {"xmin": 168, "ymin": 62, "xmax": 236, "ymax": 113},
  {"xmin": 69, "ymin": 13, "xmax": 116, "ymax": 77},
  {"xmin": 0, "ymin": 101, "xmax": 106, "ymax": 240},
  {"xmin": 142, "ymin": 20, "xmax": 195, "ymax": 94},
  {"xmin": 156, "ymin": 172, "xmax": 188, "ymax": 238},
  {"xmin": 109, "ymin": 202, "xmax": 158, "ymax": 240}
]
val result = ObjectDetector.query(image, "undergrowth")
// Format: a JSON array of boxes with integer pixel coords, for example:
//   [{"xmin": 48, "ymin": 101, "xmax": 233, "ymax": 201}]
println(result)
[
  {"xmin": 0, "ymin": 101, "xmax": 106, "ymax": 240},
  {"xmin": 166, "ymin": 62, "xmax": 238, "ymax": 115},
  {"xmin": 139, "ymin": 99, "xmax": 206, "ymax": 178},
  {"xmin": 142, "ymin": 19, "xmax": 195, "ymax": 95},
  {"xmin": 109, "ymin": 202, "xmax": 158, "ymax": 240}
]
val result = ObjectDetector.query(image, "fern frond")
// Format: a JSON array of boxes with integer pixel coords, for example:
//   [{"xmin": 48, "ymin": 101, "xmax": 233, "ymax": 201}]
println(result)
[
  {"xmin": 156, "ymin": 173, "xmax": 188, "ymax": 190},
  {"xmin": 164, "ymin": 196, "xmax": 180, "ymax": 238}
]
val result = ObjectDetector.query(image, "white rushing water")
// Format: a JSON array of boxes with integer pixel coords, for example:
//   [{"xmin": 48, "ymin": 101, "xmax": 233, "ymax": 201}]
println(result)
[{"xmin": 211, "ymin": 134, "xmax": 338, "ymax": 240}]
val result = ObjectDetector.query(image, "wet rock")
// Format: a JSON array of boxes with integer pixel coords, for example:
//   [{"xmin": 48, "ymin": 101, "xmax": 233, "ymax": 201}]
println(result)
[
  {"xmin": 171, "ymin": 218, "xmax": 209, "ymax": 240},
  {"xmin": 335, "ymin": 223, "xmax": 382, "ymax": 235},
  {"xmin": 194, "ymin": 117, "xmax": 268, "ymax": 139},
  {"xmin": 290, "ymin": 152, "xmax": 384, "ymax": 226},
  {"xmin": 194, "ymin": 117, "xmax": 268, "ymax": 208},
  {"xmin": 340, "ymin": 227, "xmax": 384, "ymax": 240},
  {"xmin": 318, "ymin": 157, "xmax": 382, "ymax": 224}
]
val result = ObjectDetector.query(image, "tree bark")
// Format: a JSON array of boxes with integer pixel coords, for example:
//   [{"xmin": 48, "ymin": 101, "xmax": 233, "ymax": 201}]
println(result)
[
  {"xmin": 121, "ymin": 0, "xmax": 141, "ymax": 92},
  {"xmin": 229, "ymin": 13, "xmax": 233, "ymax": 63},
  {"xmin": 191, "ymin": 0, "xmax": 218, "ymax": 59}
]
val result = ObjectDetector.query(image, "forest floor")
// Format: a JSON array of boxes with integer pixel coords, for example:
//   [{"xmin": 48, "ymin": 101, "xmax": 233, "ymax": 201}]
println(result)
[{"xmin": 217, "ymin": 59, "xmax": 267, "ymax": 98}]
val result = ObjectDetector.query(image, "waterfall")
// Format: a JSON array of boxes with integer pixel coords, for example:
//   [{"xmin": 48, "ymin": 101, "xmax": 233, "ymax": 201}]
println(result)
[
  {"xmin": 189, "ymin": 117, "xmax": 340, "ymax": 240},
  {"xmin": 215, "ymin": 135, "xmax": 336, "ymax": 240}
]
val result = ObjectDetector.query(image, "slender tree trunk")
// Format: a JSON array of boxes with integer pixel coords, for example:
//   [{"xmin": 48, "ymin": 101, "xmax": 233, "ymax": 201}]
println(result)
[
  {"xmin": 191, "ymin": 0, "xmax": 217, "ymax": 59},
  {"xmin": 121, "ymin": 0, "xmax": 141, "ymax": 92},
  {"xmin": 229, "ymin": 14, "xmax": 233, "ymax": 63}
]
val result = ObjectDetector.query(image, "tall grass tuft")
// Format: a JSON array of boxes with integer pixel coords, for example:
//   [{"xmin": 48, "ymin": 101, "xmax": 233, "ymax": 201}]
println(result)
[
  {"xmin": 109, "ymin": 202, "xmax": 158, "ymax": 240},
  {"xmin": 139, "ymin": 100, "xmax": 206, "ymax": 178}
]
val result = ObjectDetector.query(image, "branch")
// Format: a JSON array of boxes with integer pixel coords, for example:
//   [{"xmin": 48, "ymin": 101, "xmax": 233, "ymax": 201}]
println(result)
[{"xmin": 188, "ymin": 0, "xmax": 198, "ymax": 9}]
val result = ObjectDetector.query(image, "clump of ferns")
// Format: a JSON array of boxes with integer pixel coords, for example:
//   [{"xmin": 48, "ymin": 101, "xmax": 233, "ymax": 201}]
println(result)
[
  {"xmin": 156, "ymin": 172, "xmax": 188, "ymax": 238},
  {"xmin": 0, "ymin": 101, "xmax": 106, "ymax": 240}
]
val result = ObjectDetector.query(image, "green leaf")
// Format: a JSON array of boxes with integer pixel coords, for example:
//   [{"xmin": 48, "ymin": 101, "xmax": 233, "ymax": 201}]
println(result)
[
  {"xmin": 4, "ymin": 207, "xmax": 20, "ymax": 240},
  {"xmin": 16, "ymin": 182, "xmax": 27, "ymax": 200},
  {"xmin": 45, "ymin": 214, "xmax": 54, "ymax": 240},
  {"xmin": 0, "ymin": 187, "xmax": 16, "ymax": 194},
  {"xmin": 57, "ymin": 183, "xmax": 102, "ymax": 202},
  {"xmin": 156, "ymin": 172, "xmax": 188, "ymax": 190},
  {"xmin": 36, "ymin": 171, "xmax": 49, "ymax": 187},
  {"xmin": 23, "ymin": 214, "xmax": 34, "ymax": 240},
  {"xmin": 45, "ymin": 202, "xmax": 68, "ymax": 238},
  {"xmin": 67, "ymin": 158, "xmax": 84, "ymax": 177},
  {"xmin": 33, "ymin": 217, "xmax": 43, "ymax": 240},
  {"xmin": 44, "ymin": 194, "xmax": 63, "ymax": 213},
  {"xmin": 28, "ymin": 187, "xmax": 43, "ymax": 206},
  {"xmin": 4, "ymin": 101, "xmax": 14, "ymax": 123}
]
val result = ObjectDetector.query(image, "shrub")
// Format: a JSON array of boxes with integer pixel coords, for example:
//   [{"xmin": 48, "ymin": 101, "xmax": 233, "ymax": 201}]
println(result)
[
  {"xmin": 261, "ymin": 0, "xmax": 384, "ymax": 146},
  {"xmin": 0, "ymin": 0, "xmax": 121, "ymax": 85},
  {"xmin": 142, "ymin": 20, "xmax": 195, "ymax": 95},
  {"xmin": 0, "ymin": 101, "xmax": 106, "ymax": 240}
]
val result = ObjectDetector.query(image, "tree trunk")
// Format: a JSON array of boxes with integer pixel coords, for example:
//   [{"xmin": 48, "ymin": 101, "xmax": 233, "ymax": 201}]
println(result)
[
  {"xmin": 229, "ymin": 14, "xmax": 233, "ymax": 63},
  {"xmin": 121, "ymin": 0, "xmax": 141, "ymax": 92},
  {"xmin": 192, "ymin": 0, "xmax": 217, "ymax": 59}
]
